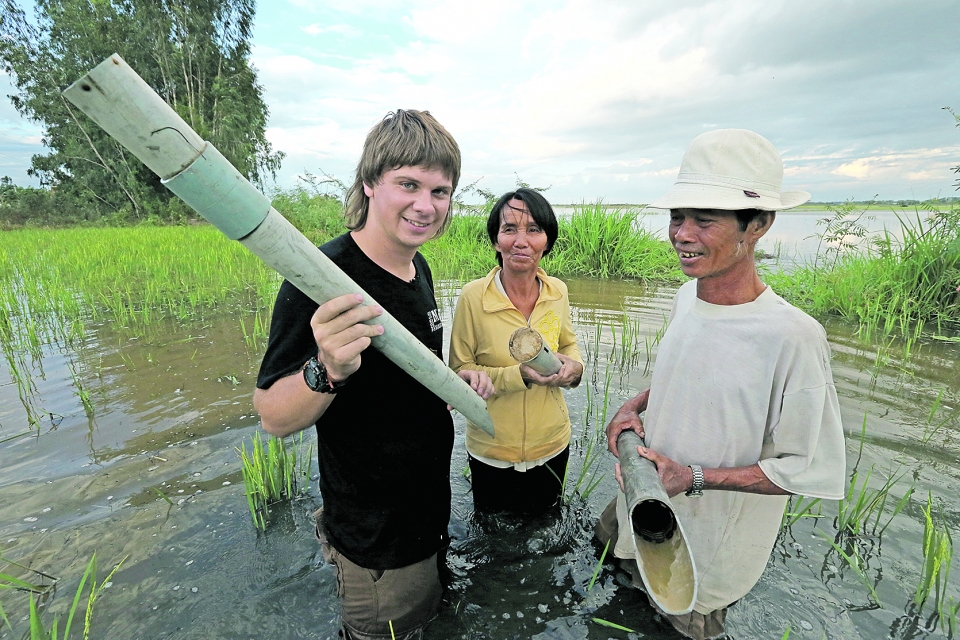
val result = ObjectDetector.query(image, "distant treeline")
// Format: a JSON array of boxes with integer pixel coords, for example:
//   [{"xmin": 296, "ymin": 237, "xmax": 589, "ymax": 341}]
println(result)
[{"xmin": 0, "ymin": 0, "xmax": 280, "ymax": 223}]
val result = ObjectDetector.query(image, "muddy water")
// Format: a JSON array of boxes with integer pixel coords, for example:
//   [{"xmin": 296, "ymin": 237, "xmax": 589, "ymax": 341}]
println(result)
[{"xmin": 1, "ymin": 278, "xmax": 959, "ymax": 639}]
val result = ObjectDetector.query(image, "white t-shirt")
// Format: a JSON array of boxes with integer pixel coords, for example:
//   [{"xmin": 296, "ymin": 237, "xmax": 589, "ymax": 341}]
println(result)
[{"xmin": 614, "ymin": 280, "xmax": 846, "ymax": 614}]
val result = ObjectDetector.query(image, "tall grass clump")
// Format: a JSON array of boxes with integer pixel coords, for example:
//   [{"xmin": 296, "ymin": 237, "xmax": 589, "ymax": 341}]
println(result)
[
  {"xmin": 420, "ymin": 212, "xmax": 497, "ymax": 281},
  {"xmin": 238, "ymin": 430, "xmax": 313, "ymax": 529},
  {"xmin": 545, "ymin": 202, "xmax": 683, "ymax": 281},
  {"xmin": 769, "ymin": 202, "xmax": 960, "ymax": 337}
]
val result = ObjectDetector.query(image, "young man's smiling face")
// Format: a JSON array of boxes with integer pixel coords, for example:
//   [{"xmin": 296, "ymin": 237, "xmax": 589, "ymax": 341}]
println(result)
[{"xmin": 362, "ymin": 166, "xmax": 453, "ymax": 254}]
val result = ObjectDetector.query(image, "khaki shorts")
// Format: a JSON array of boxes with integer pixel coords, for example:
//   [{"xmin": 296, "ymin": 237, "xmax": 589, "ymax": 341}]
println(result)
[
  {"xmin": 315, "ymin": 509, "xmax": 442, "ymax": 640},
  {"xmin": 595, "ymin": 498, "xmax": 727, "ymax": 640}
]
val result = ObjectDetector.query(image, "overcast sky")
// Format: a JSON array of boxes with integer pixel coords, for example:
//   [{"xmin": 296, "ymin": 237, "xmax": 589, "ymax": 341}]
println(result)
[{"xmin": 2, "ymin": 0, "xmax": 959, "ymax": 203}]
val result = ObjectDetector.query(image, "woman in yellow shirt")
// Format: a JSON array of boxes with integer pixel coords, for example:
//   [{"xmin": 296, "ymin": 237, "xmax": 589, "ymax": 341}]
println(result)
[{"xmin": 449, "ymin": 188, "xmax": 584, "ymax": 512}]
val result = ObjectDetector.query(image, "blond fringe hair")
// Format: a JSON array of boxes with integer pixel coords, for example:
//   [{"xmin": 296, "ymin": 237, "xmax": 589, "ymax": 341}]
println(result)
[{"xmin": 344, "ymin": 110, "xmax": 461, "ymax": 237}]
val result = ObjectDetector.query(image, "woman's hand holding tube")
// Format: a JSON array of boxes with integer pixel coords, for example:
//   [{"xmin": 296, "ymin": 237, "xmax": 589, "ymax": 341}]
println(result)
[{"xmin": 520, "ymin": 353, "xmax": 583, "ymax": 388}]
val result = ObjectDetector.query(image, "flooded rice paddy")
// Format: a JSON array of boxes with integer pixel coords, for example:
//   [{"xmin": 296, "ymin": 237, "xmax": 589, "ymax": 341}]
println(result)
[{"xmin": 2, "ymin": 276, "xmax": 960, "ymax": 639}]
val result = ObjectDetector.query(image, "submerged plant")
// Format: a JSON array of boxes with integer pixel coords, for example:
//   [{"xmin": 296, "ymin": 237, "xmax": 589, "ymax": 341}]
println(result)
[
  {"xmin": 238, "ymin": 430, "xmax": 313, "ymax": 529},
  {"xmin": 915, "ymin": 493, "xmax": 953, "ymax": 613},
  {"xmin": 592, "ymin": 617, "xmax": 635, "ymax": 633},
  {"xmin": 0, "ymin": 552, "xmax": 125, "ymax": 640},
  {"xmin": 836, "ymin": 465, "xmax": 913, "ymax": 538},
  {"xmin": 819, "ymin": 531, "xmax": 881, "ymax": 606}
]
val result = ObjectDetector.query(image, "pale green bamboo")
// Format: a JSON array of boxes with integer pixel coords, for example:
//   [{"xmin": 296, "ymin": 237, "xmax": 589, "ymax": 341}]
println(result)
[{"xmin": 63, "ymin": 53, "xmax": 494, "ymax": 436}]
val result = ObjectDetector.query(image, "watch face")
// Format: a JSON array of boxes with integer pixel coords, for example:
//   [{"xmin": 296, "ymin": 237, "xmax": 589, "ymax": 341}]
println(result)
[{"xmin": 304, "ymin": 358, "xmax": 323, "ymax": 391}]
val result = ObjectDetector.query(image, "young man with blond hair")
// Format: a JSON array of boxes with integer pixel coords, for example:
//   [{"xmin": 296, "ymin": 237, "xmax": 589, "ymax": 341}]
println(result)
[{"xmin": 254, "ymin": 110, "xmax": 492, "ymax": 640}]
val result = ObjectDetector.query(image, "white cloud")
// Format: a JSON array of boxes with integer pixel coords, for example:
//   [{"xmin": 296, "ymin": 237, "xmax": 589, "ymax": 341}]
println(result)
[
  {"xmin": 2, "ymin": 0, "xmax": 959, "ymax": 202},
  {"xmin": 302, "ymin": 23, "xmax": 360, "ymax": 37}
]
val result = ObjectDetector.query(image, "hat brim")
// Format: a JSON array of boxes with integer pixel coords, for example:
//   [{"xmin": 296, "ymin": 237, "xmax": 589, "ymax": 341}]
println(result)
[{"xmin": 647, "ymin": 183, "xmax": 810, "ymax": 211}]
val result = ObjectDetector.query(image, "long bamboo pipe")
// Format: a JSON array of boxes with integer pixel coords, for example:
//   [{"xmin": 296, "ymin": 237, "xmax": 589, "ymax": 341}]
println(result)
[{"xmin": 62, "ymin": 53, "xmax": 495, "ymax": 437}]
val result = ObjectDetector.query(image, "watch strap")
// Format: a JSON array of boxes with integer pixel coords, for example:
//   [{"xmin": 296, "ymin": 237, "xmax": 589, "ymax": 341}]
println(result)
[
  {"xmin": 685, "ymin": 464, "xmax": 704, "ymax": 497},
  {"xmin": 303, "ymin": 355, "xmax": 347, "ymax": 394}
]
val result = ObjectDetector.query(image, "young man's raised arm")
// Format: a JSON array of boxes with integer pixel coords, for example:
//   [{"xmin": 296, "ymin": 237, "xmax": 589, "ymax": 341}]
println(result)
[{"xmin": 254, "ymin": 293, "xmax": 384, "ymax": 436}]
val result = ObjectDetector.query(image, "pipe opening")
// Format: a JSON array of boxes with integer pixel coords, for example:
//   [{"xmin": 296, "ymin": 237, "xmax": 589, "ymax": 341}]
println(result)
[{"xmin": 632, "ymin": 499, "xmax": 677, "ymax": 544}]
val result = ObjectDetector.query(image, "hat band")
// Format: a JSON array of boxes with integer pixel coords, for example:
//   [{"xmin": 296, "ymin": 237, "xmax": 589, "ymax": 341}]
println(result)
[{"xmin": 675, "ymin": 172, "xmax": 781, "ymax": 199}]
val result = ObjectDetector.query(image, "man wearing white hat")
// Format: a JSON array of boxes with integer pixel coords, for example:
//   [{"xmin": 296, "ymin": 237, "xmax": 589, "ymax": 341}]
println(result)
[{"xmin": 598, "ymin": 129, "xmax": 846, "ymax": 639}]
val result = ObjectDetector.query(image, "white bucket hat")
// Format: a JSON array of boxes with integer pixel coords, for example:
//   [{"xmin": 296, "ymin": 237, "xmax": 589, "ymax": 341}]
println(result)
[{"xmin": 648, "ymin": 129, "xmax": 810, "ymax": 211}]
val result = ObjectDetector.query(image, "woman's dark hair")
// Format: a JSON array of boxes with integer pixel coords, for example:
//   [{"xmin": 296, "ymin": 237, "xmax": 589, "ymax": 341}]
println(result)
[{"xmin": 486, "ymin": 188, "xmax": 559, "ymax": 266}]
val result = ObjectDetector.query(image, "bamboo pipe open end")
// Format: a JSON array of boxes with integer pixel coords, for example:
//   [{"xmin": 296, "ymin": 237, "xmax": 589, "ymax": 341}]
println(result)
[
  {"xmin": 508, "ymin": 327, "xmax": 562, "ymax": 376},
  {"xmin": 617, "ymin": 430, "xmax": 698, "ymax": 615}
]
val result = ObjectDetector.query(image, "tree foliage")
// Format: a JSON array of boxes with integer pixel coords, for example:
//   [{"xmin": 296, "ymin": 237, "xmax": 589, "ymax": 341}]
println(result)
[{"xmin": 0, "ymin": 0, "xmax": 282, "ymax": 220}]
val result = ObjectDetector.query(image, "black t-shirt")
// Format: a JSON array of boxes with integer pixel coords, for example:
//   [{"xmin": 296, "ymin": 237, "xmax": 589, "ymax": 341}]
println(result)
[{"xmin": 256, "ymin": 233, "xmax": 453, "ymax": 569}]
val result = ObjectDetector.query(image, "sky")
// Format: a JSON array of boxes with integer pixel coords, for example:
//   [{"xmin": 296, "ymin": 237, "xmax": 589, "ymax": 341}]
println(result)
[{"xmin": 2, "ymin": 0, "xmax": 960, "ymax": 203}]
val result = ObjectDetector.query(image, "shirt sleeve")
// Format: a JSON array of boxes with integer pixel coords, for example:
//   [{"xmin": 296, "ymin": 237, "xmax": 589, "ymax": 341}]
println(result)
[
  {"xmin": 256, "ymin": 280, "xmax": 319, "ymax": 389},
  {"xmin": 557, "ymin": 290, "xmax": 583, "ymax": 365},
  {"xmin": 758, "ymin": 330, "xmax": 846, "ymax": 500}
]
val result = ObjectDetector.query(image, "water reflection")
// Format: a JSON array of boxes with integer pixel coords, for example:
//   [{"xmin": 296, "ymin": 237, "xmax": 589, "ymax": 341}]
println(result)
[{"xmin": 0, "ymin": 277, "xmax": 958, "ymax": 638}]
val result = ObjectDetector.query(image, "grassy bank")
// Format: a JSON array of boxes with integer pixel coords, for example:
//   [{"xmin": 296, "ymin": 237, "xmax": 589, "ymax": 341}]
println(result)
[
  {"xmin": 2, "ymin": 194, "xmax": 957, "ymax": 344},
  {"xmin": 767, "ymin": 203, "xmax": 960, "ymax": 337},
  {"xmin": 0, "ymin": 198, "xmax": 681, "ymax": 335}
]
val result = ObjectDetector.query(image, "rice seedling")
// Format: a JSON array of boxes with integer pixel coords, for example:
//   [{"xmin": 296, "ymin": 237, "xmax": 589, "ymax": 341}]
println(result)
[
  {"xmin": 818, "ymin": 531, "xmax": 881, "ymax": 605},
  {"xmin": 920, "ymin": 388, "xmax": 959, "ymax": 445},
  {"xmin": 836, "ymin": 465, "xmax": 913, "ymax": 538},
  {"xmin": 563, "ymin": 364, "xmax": 614, "ymax": 503},
  {"xmin": 781, "ymin": 495, "xmax": 823, "ymax": 529},
  {"xmin": 588, "ymin": 539, "xmax": 610, "ymax": 591},
  {"xmin": 238, "ymin": 430, "xmax": 313, "ymax": 529},
  {"xmin": 915, "ymin": 493, "xmax": 953, "ymax": 612},
  {"xmin": 592, "ymin": 617, "xmax": 635, "ymax": 633},
  {"xmin": 0, "ymin": 552, "xmax": 124, "ymax": 640}
]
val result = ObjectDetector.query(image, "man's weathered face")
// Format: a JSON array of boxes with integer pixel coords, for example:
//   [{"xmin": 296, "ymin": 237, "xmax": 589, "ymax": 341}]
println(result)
[{"xmin": 668, "ymin": 208, "xmax": 750, "ymax": 280}]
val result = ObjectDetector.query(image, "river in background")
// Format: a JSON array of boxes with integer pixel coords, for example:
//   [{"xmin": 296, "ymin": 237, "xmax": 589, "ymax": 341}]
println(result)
[
  {"xmin": 1, "ymin": 277, "xmax": 959, "ymax": 639},
  {"xmin": 555, "ymin": 206, "xmax": 924, "ymax": 266}
]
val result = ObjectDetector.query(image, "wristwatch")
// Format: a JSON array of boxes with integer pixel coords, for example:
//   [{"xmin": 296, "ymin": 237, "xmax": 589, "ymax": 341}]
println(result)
[
  {"xmin": 685, "ymin": 464, "xmax": 704, "ymax": 497},
  {"xmin": 303, "ymin": 355, "xmax": 347, "ymax": 394}
]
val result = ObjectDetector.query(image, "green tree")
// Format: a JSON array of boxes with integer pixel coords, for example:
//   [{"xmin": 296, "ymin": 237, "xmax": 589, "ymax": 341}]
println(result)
[{"xmin": 0, "ymin": 0, "xmax": 282, "ymax": 220}]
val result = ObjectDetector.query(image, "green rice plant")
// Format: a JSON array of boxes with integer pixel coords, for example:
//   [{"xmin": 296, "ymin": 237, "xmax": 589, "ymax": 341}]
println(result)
[
  {"xmin": 592, "ymin": 617, "xmax": 635, "ymax": 633},
  {"xmin": 941, "ymin": 596, "xmax": 960, "ymax": 636},
  {"xmin": 610, "ymin": 313, "xmax": 643, "ymax": 371},
  {"xmin": 836, "ymin": 465, "xmax": 913, "ymax": 537},
  {"xmin": 920, "ymin": 388, "xmax": 959, "ymax": 445},
  {"xmin": 563, "ymin": 364, "xmax": 614, "ymax": 503},
  {"xmin": 915, "ymin": 493, "xmax": 953, "ymax": 612},
  {"xmin": 588, "ymin": 539, "xmax": 610, "ymax": 591},
  {"xmin": 782, "ymin": 495, "xmax": 823, "ymax": 528},
  {"xmin": 818, "ymin": 531, "xmax": 880, "ymax": 605},
  {"xmin": 0, "ymin": 552, "xmax": 124, "ymax": 640},
  {"xmin": 238, "ymin": 430, "xmax": 313, "ymax": 529},
  {"xmin": 67, "ymin": 362, "xmax": 95, "ymax": 419}
]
